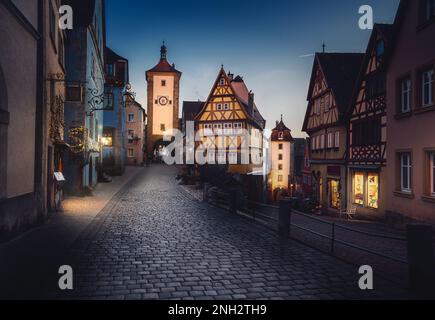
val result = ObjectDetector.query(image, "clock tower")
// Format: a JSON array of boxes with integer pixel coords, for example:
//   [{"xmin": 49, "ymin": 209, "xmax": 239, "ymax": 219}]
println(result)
[{"xmin": 146, "ymin": 43, "xmax": 181, "ymax": 157}]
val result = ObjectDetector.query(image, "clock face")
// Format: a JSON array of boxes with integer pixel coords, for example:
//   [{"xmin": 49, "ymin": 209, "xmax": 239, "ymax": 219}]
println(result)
[{"xmin": 158, "ymin": 96, "xmax": 169, "ymax": 106}]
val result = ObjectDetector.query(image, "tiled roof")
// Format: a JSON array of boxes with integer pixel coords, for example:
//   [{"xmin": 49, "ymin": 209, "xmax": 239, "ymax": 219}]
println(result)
[
  {"xmin": 231, "ymin": 77, "xmax": 266, "ymax": 129},
  {"xmin": 271, "ymin": 119, "xmax": 294, "ymax": 142},
  {"xmin": 316, "ymin": 53, "xmax": 365, "ymax": 114},
  {"xmin": 106, "ymin": 47, "xmax": 127, "ymax": 63},
  {"xmin": 146, "ymin": 59, "xmax": 181, "ymax": 74},
  {"xmin": 182, "ymin": 101, "xmax": 205, "ymax": 122}
]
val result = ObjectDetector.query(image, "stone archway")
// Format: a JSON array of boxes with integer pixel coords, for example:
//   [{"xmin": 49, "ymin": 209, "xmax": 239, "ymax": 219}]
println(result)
[
  {"xmin": 0, "ymin": 65, "xmax": 8, "ymax": 198},
  {"xmin": 151, "ymin": 139, "xmax": 172, "ymax": 163}
]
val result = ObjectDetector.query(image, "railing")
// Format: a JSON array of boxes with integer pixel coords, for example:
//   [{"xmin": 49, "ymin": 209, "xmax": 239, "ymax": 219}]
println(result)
[
  {"xmin": 205, "ymin": 188, "xmax": 413, "ymax": 285},
  {"xmin": 205, "ymin": 186, "xmax": 435, "ymax": 294},
  {"xmin": 241, "ymin": 199, "xmax": 408, "ymax": 263},
  {"xmin": 289, "ymin": 209, "xmax": 408, "ymax": 264}
]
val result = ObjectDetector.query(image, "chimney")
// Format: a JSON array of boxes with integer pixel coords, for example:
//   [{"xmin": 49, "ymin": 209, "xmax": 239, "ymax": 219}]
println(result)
[
  {"xmin": 248, "ymin": 91, "xmax": 255, "ymax": 116},
  {"xmin": 228, "ymin": 72, "xmax": 234, "ymax": 81}
]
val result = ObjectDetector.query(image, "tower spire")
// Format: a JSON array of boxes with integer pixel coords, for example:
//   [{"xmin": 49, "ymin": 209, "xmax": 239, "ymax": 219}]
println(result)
[{"xmin": 160, "ymin": 41, "xmax": 167, "ymax": 60}]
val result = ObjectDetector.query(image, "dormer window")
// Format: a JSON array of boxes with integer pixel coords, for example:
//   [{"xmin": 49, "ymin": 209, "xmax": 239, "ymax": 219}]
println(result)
[
  {"xmin": 106, "ymin": 64, "xmax": 114, "ymax": 76},
  {"xmin": 278, "ymin": 132, "xmax": 284, "ymax": 140},
  {"xmin": 376, "ymin": 40, "xmax": 385, "ymax": 58}
]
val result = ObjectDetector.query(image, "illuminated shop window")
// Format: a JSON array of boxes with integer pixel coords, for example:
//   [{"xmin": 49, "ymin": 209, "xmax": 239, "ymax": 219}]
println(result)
[
  {"xmin": 367, "ymin": 173, "xmax": 379, "ymax": 209},
  {"xmin": 353, "ymin": 172, "xmax": 379, "ymax": 209},
  {"xmin": 353, "ymin": 172, "xmax": 365, "ymax": 206}
]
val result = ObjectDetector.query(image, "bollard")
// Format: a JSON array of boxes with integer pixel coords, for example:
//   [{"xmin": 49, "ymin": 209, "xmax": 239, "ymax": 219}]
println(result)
[
  {"xmin": 278, "ymin": 198, "xmax": 292, "ymax": 239},
  {"xmin": 406, "ymin": 224, "xmax": 435, "ymax": 297}
]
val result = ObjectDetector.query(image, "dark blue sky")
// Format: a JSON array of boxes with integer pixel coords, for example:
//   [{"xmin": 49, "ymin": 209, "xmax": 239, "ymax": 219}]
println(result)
[{"xmin": 106, "ymin": 0, "xmax": 400, "ymax": 137}]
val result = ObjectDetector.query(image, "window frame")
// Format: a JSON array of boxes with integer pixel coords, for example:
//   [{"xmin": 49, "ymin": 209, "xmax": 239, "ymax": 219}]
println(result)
[
  {"xmin": 127, "ymin": 113, "xmax": 135, "ymax": 123},
  {"xmin": 401, "ymin": 78, "xmax": 412, "ymax": 113},
  {"xmin": 127, "ymin": 129, "xmax": 135, "ymax": 142},
  {"xmin": 334, "ymin": 131, "xmax": 340, "ymax": 148},
  {"xmin": 233, "ymin": 122, "xmax": 243, "ymax": 135},
  {"xmin": 376, "ymin": 40, "xmax": 385, "ymax": 58},
  {"xmin": 422, "ymin": 68, "xmax": 434, "ymax": 107},
  {"xmin": 223, "ymin": 123, "xmax": 233, "ymax": 135},
  {"xmin": 400, "ymin": 153, "xmax": 412, "ymax": 193},
  {"xmin": 327, "ymin": 132, "xmax": 333, "ymax": 149},
  {"xmin": 128, "ymin": 148, "xmax": 134, "ymax": 158},
  {"xmin": 213, "ymin": 123, "xmax": 222, "ymax": 135},
  {"xmin": 203, "ymin": 123, "xmax": 213, "ymax": 136},
  {"xmin": 352, "ymin": 171, "xmax": 380, "ymax": 209},
  {"xmin": 104, "ymin": 92, "xmax": 114, "ymax": 110},
  {"xmin": 106, "ymin": 64, "xmax": 115, "ymax": 77}
]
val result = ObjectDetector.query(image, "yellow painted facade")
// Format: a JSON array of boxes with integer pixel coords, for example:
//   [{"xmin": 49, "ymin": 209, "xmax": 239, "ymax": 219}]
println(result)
[{"xmin": 195, "ymin": 68, "xmax": 264, "ymax": 175}]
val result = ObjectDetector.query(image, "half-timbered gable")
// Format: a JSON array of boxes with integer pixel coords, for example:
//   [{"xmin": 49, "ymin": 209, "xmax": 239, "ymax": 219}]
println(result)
[
  {"xmin": 303, "ymin": 53, "xmax": 364, "ymax": 135},
  {"xmin": 346, "ymin": 24, "xmax": 395, "ymax": 217},
  {"xmin": 303, "ymin": 62, "xmax": 338, "ymax": 131},
  {"xmin": 194, "ymin": 67, "xmax": 265, "ymax": 174},
  {"xmin": 348, "ymin": 24, "xmax": 394, "ymax": 165},
  {"xmin": 302, "ymin": 53, "xmax": 364, "ymax": 214}
]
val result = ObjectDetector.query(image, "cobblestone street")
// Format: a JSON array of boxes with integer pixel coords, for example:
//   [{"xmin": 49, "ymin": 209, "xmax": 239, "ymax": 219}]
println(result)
[{"xmin": 50, "ymin": 165, "xmax": 411, "ymax": 300}]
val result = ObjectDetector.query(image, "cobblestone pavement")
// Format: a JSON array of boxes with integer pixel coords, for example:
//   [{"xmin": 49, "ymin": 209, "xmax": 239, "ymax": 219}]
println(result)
[
  {"xmin": 0, "ymin": 166, "xmax": 143, "ymax": 300},
  {"xmin": 55, "ymin": 165, "xmax": 412, "ymax": 300}
]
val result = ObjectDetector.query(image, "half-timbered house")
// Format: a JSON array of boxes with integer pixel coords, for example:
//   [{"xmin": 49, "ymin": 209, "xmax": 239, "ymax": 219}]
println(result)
[
  {"xmin": 195, "ymin": 67, "xmax": 266, "ymax": 200},
  {"xmin": 195, "ymin": 67, "xmax": 266, "ymax": 175},
  {"xmin": 303, "ymin": 53, "xmax": 364, "ymax": 214},
  {"xmin": 347, "ymin": 24, "xmax": 394, "ymax": 219}
]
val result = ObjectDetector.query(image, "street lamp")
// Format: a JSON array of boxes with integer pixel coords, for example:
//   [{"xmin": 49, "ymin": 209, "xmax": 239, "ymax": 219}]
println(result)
[{"xmin": 101, "ymin": 136, "xmax": 112, "ymax": 147}]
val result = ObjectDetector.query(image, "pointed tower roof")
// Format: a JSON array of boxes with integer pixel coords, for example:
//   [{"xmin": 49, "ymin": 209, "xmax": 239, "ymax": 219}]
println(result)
[
  {"xmin": 146, "ymin": 42, "xmax": 181, "ymax": 76},
  {"xmin": 271, "ymin": 116, "xmax": 294, "ymax": 142}
]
